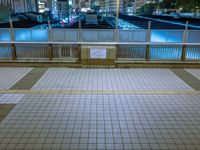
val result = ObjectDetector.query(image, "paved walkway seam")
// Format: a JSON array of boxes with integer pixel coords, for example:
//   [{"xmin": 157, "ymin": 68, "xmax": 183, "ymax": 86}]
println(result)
[
  {"xmin": 9, "ymin": 68, "xmax": 48, "ymax": 90},
  {"xmin": 171, "ymin": 69, "xmax": 200, "ymax": 91}
]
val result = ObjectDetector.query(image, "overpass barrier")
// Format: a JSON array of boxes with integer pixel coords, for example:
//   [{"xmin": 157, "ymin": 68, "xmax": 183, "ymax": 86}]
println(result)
[{"xmin": 0, "ymin": 29, "xmax": 200, "ymax": 61}]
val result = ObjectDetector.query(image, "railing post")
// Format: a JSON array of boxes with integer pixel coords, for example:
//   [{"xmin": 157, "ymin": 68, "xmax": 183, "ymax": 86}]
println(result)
[
  {"xmin": 181, "ymin": 21, "xmax": 188, "ymax": 61},
  {"xmin": 182, "ymin": 45, "xmax": 186, "ymax": 61},
  {"xmin": 11, "ymin": 43, "xmax": 17, "ymax": 60},
  {"xmin": 79, "ymin": 20, "xmax": 81, "ymax": 42},
  {"xmin": 69, "ymin": 45, "xmax": 73, "ymax": 58},
  {"xmin": 78, "ymin": 20, "xmax": 82, "ymax": 62},
  {"xmin": 145, "ymin": 45, "xmax": 150, "ymax": 61},
  {"xmin": 145, "ymin": 21, "xmax": 151, "ymax": 61},
  {"xmin": 48, "ymin": 44, "xmax": 53, "ymax": 60},
  {"xmin": 79, "ymin": 20, "xmax": 81, "ymax": 29},
  {"xmin": 58, "ymin": 46, "xmax": 62, "ymax": 57},
  {"xmin": 48, "ymin": 20, "xmax": 53, "ymax": 60},
  {"xmin": 78, "ymin": 20, "xmax": 81, "ymax": 63},
  {"xmin": 115, "ymin": 0, "xmax": 119, "ymax": 42},
  {"xmin": 115, "ymin": 0, "xmax": 120, "ymax": 62},
  {"xmin": 9, "ymin": 17, "xmax": 16, "ymax": 60}
]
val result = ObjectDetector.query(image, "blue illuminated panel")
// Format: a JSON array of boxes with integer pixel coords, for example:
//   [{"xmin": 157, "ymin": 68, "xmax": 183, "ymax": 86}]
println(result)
[
  {"xmin": 82, "ymin": 30, "xmax": 98, "ymax": 42},
  {"xmin": 0, "ymin": 29, "xmax": 11, "ymax": 41},
  {"xmin": 187, "ymin": 31, "xmax": 200, "ymax": 43},
  {"xmin": 98, "ymin": 30, "xmax": 115, "ymax": 42},
  {"xmin": 119, "ymin": 45, "xmax": 146, "ymax": 59},
  {"xmin": 31, "ymin": 29, "xmax": 48, "ymax": 41},
  {"xmin": 52, "ymin": 30, "xmax": 79, "ymax": 42},
  {"xmin": 52, "ymin": 30, "xmax": 65, "ymax": 42},
  {"xmin": 0, "ymin": 44, "xmax": 12, "ymax": 58},
  {"xmin": 151, "ymin": 30, "xmax": 183, "ymax": 43},
  {"xmin": 119, "ymin": 30, "xmax": 147, "ymax": 42},
  {"xmin": 186, "ymin": 46, "xmax": 200, "ymax": 60},
  {"xmin": 15, "ymin": 29, "xmax": 31, "ymax": 41},
  {"xmin": 150, "ymin": 45, "xmax": 182, "ymax": 60}
]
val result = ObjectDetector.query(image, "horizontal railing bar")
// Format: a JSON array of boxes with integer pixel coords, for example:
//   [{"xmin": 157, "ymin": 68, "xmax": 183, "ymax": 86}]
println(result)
[
  {"xmin": 3, "ymin": 28, "xmax": 199, "ymax": 31},
  {"xmin": 0, "ymin": 41, "xmax": 200, "ymax": 46}
]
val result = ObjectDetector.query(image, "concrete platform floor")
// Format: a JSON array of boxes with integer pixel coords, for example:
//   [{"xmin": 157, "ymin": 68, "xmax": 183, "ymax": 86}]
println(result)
[{"xmin": 0, "ymin": 68, "xmax": 200, "ymax": 150}]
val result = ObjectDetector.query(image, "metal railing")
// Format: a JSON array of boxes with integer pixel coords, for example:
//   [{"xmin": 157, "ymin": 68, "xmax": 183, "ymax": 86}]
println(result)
[{"xmin": 0, "ymin": 28, "xmax": 200, "ymax": 61}]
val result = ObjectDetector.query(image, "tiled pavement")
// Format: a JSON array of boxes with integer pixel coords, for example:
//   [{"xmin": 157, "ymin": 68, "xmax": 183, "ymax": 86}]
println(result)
[
  {"xmin": 10, "ymin": 68, "xmax": 47, "ymax": 90},
  {"xmin": 0, "ymin": 104, "xmax": 16, "ymax": 122},
  {"xmin": 171, "ymin": 69, "xmax": 200, "ymax": 91},
  {"xmin": 0, "ymin": 94, "xmax": 25, "ymax": 104},
  {"xmin": 186, "ymin": 69, "xmax": 200, "ymax": 80},
  {"xmin": 32, "ymin": 69, "xmax": 192, "ymax": 91},
  {"xmin": 0, "ymin": 68, "xmax": 200, "ymax": 150},
  {"xmin": 0, "ymin": 68, "xmax": 32, "ymax": 90}
]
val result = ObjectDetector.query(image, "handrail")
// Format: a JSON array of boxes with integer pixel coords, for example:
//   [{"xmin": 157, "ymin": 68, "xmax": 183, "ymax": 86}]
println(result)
[
  {"xmin": 0, "ymin": 29, "xmax": 200, "ymax": 44},
  {"xmin": 0, "ymin": 41, "xmax": 200, "ymax": 46}
]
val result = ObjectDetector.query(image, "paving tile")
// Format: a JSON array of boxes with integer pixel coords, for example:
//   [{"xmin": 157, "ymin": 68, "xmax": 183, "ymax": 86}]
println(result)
[
  {"xmin": 10, "ymin": 68, "xmax": 47, "ymax": 90},
  {"xmin": 0, "ymin": 94, "xmax": 25, "ymax": 104},
  {"xmin": 0, "ymin": 104, "xmax": 16, "ymax": 122},
  {"xmin": 0, "ymin": 67, "xmax": 32, "ymax": 90},
  {"xmin": 185, "ymin": 69, "xmax": 200, "ymax": 80},
  {"xmin": 32, "ymin": 68, "xmax": 192, "ymax": 91},
  {"xmin": 171, "ymin": 69, "xmax": 200, "ymax": 91}
]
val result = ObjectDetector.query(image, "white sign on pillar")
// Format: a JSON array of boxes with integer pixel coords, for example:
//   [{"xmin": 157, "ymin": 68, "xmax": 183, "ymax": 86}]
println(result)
[{"xmin": 90, "ymin": 48, "xmax": 107, "ymax": 59}]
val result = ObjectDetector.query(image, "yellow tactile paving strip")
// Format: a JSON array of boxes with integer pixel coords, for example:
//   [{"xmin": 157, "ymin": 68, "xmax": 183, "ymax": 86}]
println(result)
[{"xmin": 0, "ymin": 89, "xmax": 199, "ymax": 95}]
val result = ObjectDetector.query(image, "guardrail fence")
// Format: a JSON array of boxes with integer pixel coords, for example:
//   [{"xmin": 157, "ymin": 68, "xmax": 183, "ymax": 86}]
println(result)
[{"xmin": 0, "ymin": 28, "xmax": 200, "ymax": 62}]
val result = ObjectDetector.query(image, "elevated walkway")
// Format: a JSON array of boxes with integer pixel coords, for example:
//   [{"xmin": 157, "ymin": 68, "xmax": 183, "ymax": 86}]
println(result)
[{"xmin": 0, "ymin": 67, "xmax": 200, "ymax": 150}]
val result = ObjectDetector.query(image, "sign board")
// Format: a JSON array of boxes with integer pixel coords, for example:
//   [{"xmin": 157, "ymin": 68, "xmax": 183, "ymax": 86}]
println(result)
[{"xmin": 90, "ymin": 48, "xmax": 107, "ymax": 59}]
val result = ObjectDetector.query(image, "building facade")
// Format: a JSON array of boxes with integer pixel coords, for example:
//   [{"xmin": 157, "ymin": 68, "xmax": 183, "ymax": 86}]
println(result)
[
  {"xmin": 107, "ymin": 0, "xmax": 124, "ymax": 13},
  {"xmin": 133, "ymin": 0, "xmax": 145, "ymax": 12},
  {"xmin": 0, "ymin": 0, "xmax": 36, "ymax": 13}
]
